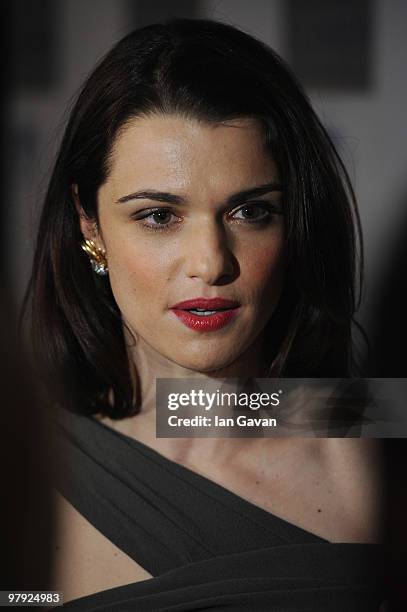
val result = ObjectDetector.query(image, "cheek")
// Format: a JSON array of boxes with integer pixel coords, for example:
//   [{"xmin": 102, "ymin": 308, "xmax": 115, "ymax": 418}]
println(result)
[
  {"xmin": 104, "ymin": 235, "xmax": 168, "ymax": 307},
  {"xmin": 241, "ymin": 240, "xmax": 286, "ymax": 299}
]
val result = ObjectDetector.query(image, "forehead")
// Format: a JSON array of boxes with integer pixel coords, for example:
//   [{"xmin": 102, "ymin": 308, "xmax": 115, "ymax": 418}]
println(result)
[{"xmin": 105, "ymin": 114, "xmax": 278, "ymax": 196}]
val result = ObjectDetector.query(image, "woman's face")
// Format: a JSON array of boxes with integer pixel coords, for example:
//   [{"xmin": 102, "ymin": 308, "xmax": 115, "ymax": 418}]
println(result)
[{"xmin": 81, "ymin": 114, "xmax": 286, "ymax": 373}]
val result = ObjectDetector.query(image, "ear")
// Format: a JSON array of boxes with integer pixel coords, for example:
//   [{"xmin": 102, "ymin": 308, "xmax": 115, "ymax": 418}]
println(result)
[{"xmin": 72, "ymin": 184, "xmax": 105, "ymax": 250}]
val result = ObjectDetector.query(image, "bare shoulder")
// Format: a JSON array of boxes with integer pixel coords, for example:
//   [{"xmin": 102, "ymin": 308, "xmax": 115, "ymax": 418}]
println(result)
[
  {"xmin": 241, "ymin": 437, "xmax": 385, "ymax": 544},
  {"xmin": 322, "ymin": 439, "xmax": 384, "ymax": 495},
  {"xmin": 51, "ymin": 489, "xmax": 152, "ymax": 603},
  {"xmin": 320, "ymin": 438, "xmax": 385, "ymax": 541}
]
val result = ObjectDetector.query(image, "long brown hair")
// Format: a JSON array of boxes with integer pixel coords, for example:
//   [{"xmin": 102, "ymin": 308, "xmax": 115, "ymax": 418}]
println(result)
[{"xmin": 22, "ymin": 18, "xmax": 364, "ymax": 418}]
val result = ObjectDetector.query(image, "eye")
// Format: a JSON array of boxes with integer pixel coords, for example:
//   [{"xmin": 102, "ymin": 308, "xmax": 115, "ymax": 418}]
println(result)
[
  {"xmin": 131, "ymin": 207, "xmax": 180, "ymax": 230},
  {"xmin": 231, "ymin": 202, "xmax": 273, "ymax": 223},
  {"xmin": 149, "ymin": 209, "xmax": 174, "ymax": 225}
]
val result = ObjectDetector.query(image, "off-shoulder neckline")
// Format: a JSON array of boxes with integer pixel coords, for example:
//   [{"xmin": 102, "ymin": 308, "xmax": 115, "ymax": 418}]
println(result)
[{"xmin": 89, "ymin": 413, "xmax": 336, "ymax": 545}]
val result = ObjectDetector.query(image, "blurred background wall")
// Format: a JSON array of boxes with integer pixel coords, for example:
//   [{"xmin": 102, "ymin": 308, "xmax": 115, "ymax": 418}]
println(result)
[
  {"xmin": 4, "ymin": 0, "xmax": 407, "ymax": 340},
  {"xmin": 3, "ymin": 3, "xmax": 406, "ymax": 604}
]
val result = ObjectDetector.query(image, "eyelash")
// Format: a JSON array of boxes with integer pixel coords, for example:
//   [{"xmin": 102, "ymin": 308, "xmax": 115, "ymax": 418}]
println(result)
[{"xmin": 131, "ymin": 202, "xmax": 280, "ymax": 232}]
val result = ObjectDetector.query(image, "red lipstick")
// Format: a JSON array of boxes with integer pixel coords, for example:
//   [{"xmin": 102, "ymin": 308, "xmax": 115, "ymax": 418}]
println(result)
[{"xmin": 170, "ymin": 298, "xmax": 240, "ymax": 332}]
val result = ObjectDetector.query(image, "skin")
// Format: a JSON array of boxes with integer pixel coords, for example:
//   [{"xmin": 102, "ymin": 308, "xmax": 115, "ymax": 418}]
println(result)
[
  {"xmin": 74, "ymin": 112, "xmax": 382, "ymax": 541},
  {"xmin": 77, "ymin": 112, "xmax": 287, "ymax": 461},
  {"xmin": 80, "ymin": 113, "xmax": 285, "ymax": 376},
  {"xmin": 55, "ymin": 113, "xmax": 383, "ymax": 603}
]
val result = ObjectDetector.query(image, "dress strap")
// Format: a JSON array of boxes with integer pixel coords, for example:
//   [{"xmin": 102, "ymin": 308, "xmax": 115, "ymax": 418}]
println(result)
[{"xmin": 50, "ymin": 405, "xmax": 325, "ymax": 576}]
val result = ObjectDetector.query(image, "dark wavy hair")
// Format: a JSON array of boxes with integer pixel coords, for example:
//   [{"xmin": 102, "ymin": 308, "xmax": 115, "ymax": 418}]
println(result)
[{"xmin": 22, "ymin": 18, "xmax": 364, "ymax": 418}]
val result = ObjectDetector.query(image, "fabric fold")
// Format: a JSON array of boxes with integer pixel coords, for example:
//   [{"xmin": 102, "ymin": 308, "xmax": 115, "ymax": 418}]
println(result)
[
  {"xmin": 50, "ymin": 406, "xmax": 384, "ymax": 610},
  {"xmin": 58, "ymin": 542, "xmax": 382, "ymax": 611}
]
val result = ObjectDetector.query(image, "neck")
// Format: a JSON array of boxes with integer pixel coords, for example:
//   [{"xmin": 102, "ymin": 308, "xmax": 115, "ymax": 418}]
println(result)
[
  {"xmin": 118, "ymin": 328, "xmax": 272, "ymax": 464},
  {"xmin": 126, "ymin": 328, "xmax": 266, "ymax": 417}
]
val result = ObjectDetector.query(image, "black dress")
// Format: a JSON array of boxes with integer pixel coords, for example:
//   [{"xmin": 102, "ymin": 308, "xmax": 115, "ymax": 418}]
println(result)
[{"xmin": 50, "ymin": 406, "xmax": 384, "ymax": 611}]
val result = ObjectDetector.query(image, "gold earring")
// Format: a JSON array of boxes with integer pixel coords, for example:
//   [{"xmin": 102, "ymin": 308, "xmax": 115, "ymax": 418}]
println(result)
[{"xmin": 81, "ymin": 239, "xmax": 108, "ymax": 276}]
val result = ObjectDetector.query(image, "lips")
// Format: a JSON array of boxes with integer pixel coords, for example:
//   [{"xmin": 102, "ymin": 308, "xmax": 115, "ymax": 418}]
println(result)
[
  {"xmin": 172, "ymin": 298, "xmax": 240, "ymax": 310},
  {"xmin": 170, "ymin": 297, "xmax": 240, "ymax": 332}
]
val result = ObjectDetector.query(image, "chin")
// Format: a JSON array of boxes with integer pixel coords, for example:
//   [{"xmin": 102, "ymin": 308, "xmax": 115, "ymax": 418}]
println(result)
[{"xmin": 173, "ymin": 352, "xmax": 241, "ymax": 375}]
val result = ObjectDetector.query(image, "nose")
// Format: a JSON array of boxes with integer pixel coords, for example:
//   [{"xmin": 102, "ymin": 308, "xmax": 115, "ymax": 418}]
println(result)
[{"xmin": 182, "ymin": 219, "xmax": 238, "ymax": 285}]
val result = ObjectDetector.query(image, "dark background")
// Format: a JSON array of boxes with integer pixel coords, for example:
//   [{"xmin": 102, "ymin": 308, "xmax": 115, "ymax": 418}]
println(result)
[
  {"xmin": 2, "ymin": 1, "xmax": 406, "ymax": 608},
  {"xmin": 3, "ymin": 0, "xmax": 407, "ymax": 338}
]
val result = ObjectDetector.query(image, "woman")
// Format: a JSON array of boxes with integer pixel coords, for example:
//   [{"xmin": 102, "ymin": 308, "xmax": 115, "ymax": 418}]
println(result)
[{"xmin": 23, "ymin": 18, "xmax": 385, "ymax": 610}]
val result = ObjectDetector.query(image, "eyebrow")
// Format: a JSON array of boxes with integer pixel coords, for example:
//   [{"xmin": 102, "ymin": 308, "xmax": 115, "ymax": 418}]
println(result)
[{"xmin": 115, "ymin": 181, "xmax": 283, "ymax": 207}]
